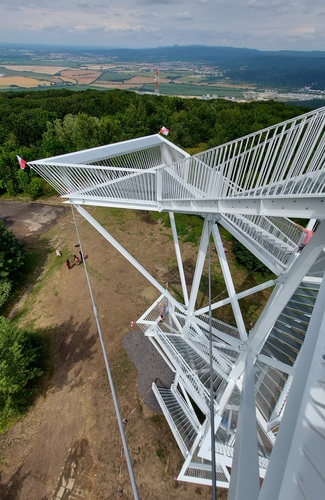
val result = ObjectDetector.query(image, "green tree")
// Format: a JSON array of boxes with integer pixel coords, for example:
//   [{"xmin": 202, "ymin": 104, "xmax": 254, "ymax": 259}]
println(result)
[
  {"xmin": 0, "ymin": 280, "xmax": 11, "ymax": 309},
  {"xmin": 16, "ymin": 168, "xmax": 30, "ymax": 193},
  {"xmin": 0, "ymin": 317, "xmax": 43, "ymax": 431},
  {"xmin": 0, "ymin": 221, "xmax": 26, "ymax": 284},
  {"xmin": 73, "ymin": 113, "xmax": 99, "ymax": 150},
  {"xmin": 0, "ymin": 222, "xmax": 26, "ymax": 311},
  {"xmin": 96, "ymin": 116, "xmax": 123, "ymax": 145},
  {"xmin": 232, "ymin": 239, "xmax": 272, "ymax": 277}
]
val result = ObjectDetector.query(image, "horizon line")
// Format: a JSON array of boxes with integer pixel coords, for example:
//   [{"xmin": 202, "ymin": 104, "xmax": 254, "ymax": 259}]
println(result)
[{"xmin": 0, "ymin": 41, "xmax": 324, "ymax": 55}]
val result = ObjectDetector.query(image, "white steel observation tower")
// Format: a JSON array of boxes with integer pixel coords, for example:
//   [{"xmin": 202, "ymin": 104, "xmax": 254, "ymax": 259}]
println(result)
[{"xmin": 30, "ymin": 106, "xmax": 325, "ymax": 500}]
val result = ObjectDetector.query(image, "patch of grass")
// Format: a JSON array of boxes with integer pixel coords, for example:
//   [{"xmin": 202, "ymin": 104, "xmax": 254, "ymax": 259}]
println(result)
[
  {"xmin": 91, "ymin": 206, "xmax": 137, "ymax": 228},
  {"xmin": 156, "ymin": 447, "xmax": 167, "ymax": 464},
  {"xmin": 9, "ymin": 243, "xmax": 67, "ymax": 323},
  {"xmin": 111, "ymin": 351, "xmax": 134, "ymax": 390},
  {"xmin": 134, "ymin": 445, "xmax": 141, "ymax": 455},
  {"xmin": 149, "ymin": 212, "xmax": 169, "ymax": 225},
  {"xmin": 149, "ymin": 212, "xmax": 204, "ymax": 246},
  {"xmin": 150, "ymin": 414, "xmax": 166, "ymax": 427},
  {"xmin": 186, "ymin": 143, "xmax": 208, "ymax": 155}
]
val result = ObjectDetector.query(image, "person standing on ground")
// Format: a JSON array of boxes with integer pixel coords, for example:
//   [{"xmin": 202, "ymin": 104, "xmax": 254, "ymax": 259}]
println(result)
[
  {"xmin": 73, "ymin": 254, "xmax": 80, "ymax": 266},
  {"xmin": 66, "ymin": 259, "xmax": 72, "ymax": 270}
]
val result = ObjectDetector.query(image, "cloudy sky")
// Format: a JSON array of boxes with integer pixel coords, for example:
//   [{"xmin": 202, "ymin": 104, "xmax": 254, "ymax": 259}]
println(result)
[{"xmin": 1, "ymin": 0, "xmax": 324, "ymax": 52}]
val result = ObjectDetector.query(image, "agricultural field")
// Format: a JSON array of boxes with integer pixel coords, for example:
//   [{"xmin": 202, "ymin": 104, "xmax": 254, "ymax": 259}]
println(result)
[
  {"xmin": 0, "ymin": 49, "xmax": 253, "ymax": 99},
  {"xmin": 1, "ymin": 44, "xmax": 324, "ymax": 105}
]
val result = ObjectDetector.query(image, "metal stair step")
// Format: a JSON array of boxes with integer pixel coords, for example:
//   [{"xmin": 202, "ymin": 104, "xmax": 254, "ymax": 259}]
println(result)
[
  {"xmin": 290, "ymin": 292, "xmax": 318, "ymax": 307},
  {"xmin": 270, "ymin": 327, "xmax": 303, "ymax": 350},
  {"xmin": 270, "ymin": 321, "xmax": 306, "ymax": 350},
  {"xmin": 155, "ymin": 386, "xmax": 199, "ymax": 453},
  {"xmin": 274, "ymin": 320, "xmax": 306, "ymax": 342},
  {"xmin": 278, "ymin": 314, "xmax": 309, "ymax": 333}
]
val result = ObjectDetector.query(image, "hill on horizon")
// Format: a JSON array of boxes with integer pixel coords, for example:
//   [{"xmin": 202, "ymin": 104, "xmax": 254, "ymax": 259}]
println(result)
[{"xmin": 93, "ymin": 45, "xmax": 325, "ymax": 89}]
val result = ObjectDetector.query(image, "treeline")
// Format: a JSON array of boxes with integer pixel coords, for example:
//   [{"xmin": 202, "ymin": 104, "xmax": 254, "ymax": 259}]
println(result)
[
  {"xmin": 0, "ymin": 314, "xmax": 43, "ymax": 431},
  {"xmin": 0, "ymin": 88, "xmax": 310, "ymax": 199},
  {"xmin": 0, "ymin": 221, "xmax": 26, "ymax": 309},
  {"xmin": 0, "ymin": 222, "xmax": 44, "ymax": 432}
]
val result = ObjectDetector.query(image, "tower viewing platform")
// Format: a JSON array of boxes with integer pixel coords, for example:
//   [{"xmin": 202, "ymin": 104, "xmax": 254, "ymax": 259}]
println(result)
[{"xmin": 29, "ymin": 105, "xmax": 325, "ymax": 499}]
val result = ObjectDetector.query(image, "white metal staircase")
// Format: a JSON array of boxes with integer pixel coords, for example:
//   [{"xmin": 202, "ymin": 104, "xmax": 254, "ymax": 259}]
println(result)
[
  {"xmin": 152, "ymin": 384, "xmax": 200, "ymax": 456},
  {"xmin": 218, "ymin": 214, "xmax": 301, "ymax": 275},
  {"xmin": 154, "ymin": 333, "xmax": 224, "ymax": 414},
  {"xmin": 29, "ymin": 105, "xmax": 325, "ymax": 499}
]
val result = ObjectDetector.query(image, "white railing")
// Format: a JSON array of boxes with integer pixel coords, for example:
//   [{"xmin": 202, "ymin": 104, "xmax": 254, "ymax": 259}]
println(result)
[
  {"xmin": 90, "ymin": 141, "xmax": 187, "ymax": 169},
  {"xmin": 152, "ymin": 384, "xmax": 190, "ymax": 457},
  {"xmin": 159, "ymin": 106, "xmax": 325, "ymax": 201},
  {"xmin": 269, "ymin": 375, "xmax": 293, "ymax": 426},
  {"xmin": 29, "ymin": 137, "xmax": 188, "ymax": 203},
  {"xmin": 30, "ymin": 107, "xmax": 325, "ymax": 207},
  {"xmin": 160, "ymin": 156, "xmax": 214, "ymax": 200},
  {"xmin": 170, "ymin": 383, "xmax": 202, "ymax": 430},
  {"xmin": 196, "ymin": 314, "xmax": 240, "ymax": 340},
  {"xmin": 136, "ymin": 295, "xmax": 182, "ymax": 335},
  {"xmin": 267, "ymin": 217, "xmax": 303, "ymax": 244},
  {"xmin": 182, "ymin": 322, "xmax": 232, "ymax": 374},
  {"xmin": 188, "ymin": 336, "xmax": 231, "ymax": 377},
  {"xmin": 91, "ymin": 144, "xmax": 162, "ymax": 169},
  {"xmin": 29, "ymin": 161, "xmax": 158, "ymax": 202},
  {"xmin": 222, "ymin": 213, "xmax": 300, "ymax": 266},
  {"xmin": 156, "ymin": 332, "xmax": 216, "ymax": 413},
  {"xmin": 225, "ymin": 214, "xmax": 301, "ymax": 247}
]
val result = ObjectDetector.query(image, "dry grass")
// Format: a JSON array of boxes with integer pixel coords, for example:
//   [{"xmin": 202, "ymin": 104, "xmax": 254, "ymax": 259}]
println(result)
[
  {"xmin": 59, "ymin": 69, "xmax": 102, "ymax": 84},
  {"xmin": 2, "ymin": 65, "xmax": 68, "ymax": 74},
  {"xmin": 0, "ymin": 76, "xmax": 53, "ymax": 87}
]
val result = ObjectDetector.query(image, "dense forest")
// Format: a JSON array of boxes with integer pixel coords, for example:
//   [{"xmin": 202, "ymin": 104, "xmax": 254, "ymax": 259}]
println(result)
[{"xmin": 0, "ymin": 88, "xmax": 311, "ymax": 198}]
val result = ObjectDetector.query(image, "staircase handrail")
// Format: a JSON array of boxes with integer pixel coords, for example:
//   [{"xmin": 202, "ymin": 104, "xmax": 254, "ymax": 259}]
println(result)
[
  {"xmin": 186, "ymin": 335, "xmax": 231, "ymax": 376},
  {"xmin": 152, "ymin": 384, "xmax": 190, "ymax": 457},
  {"xmin": 156, "ymin": 332, "xmax": 218, "ymax": 413},
  {"xmin": 158, "ymin": 106, "xmax": 325, "ymax": 202},
  {"xmin": 269, "ymin": 375, "xmax": 293, "ymax": 426},
  {"xmin": 225, "ymin": 214, "xmax": 301, "ymax": 247},
  {"xmin": 221, "ymin": 213, "xmax": 300, "ymax": 268}
]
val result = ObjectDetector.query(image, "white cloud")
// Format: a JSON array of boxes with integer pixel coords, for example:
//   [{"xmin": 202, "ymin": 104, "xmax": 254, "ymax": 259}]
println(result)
[
  {"xmin": 73, "ymin": 24, "xmax": 106, "ymax": 32},
  {"xmin": 0, "ymin": 0, "xmax": 324, "ymax": 50},
  {"xmin": 175, "ymin": 11, "xmax": 193, "ymax": 20}
]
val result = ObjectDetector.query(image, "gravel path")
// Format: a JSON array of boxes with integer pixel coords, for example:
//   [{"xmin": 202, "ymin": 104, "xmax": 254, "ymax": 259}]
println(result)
[
  {"xmin": 0, "ymin": 199, "xmax": 67, "ymax": 245},
  {"xmin": 123, "ymin": 331, "xmax": 174, "ymax": 413}
]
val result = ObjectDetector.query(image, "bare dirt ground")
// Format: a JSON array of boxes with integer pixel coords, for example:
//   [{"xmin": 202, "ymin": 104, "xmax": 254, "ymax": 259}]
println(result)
[{"xmin": 0, "ymin": 199, "xmax": 224, "ymax": 499}]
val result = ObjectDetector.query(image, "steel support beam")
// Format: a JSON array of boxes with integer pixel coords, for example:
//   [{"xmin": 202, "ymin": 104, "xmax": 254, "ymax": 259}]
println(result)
[
  {"xmin": 228, "ymin": 352, "xmax": 260, "ymax": 500},
  {"xmin": 196, "ymin": 279, "xmax": 275, "ymax": 316},
  {"xmin": 212, "ymin": 223, "xmax": 247, "ymax": 341},
  {"xmin": 169, "ymin": 212, "xmax": 189, "ymax": 305},
  {"xmin": 259, "ymin": 269, "xmax": 325, "ymax": 500},
  {"xmin": 185, "ymin": 215, "xmax": 212, "ymax": 325},
  {"xmin": 158, "ymin": 197, "xmax": 325, "ymax": 219}
]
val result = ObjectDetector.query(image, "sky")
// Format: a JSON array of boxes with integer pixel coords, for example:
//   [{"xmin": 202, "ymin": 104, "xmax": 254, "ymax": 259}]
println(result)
[{"xmin": 1, "ymin": 0, "xmax": 325, "ymax": 52}]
